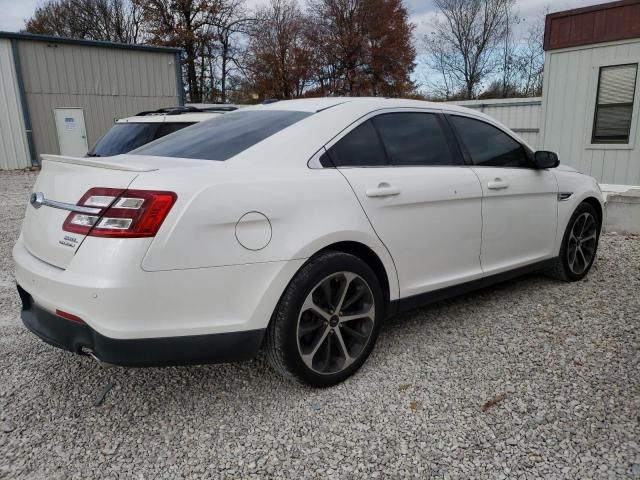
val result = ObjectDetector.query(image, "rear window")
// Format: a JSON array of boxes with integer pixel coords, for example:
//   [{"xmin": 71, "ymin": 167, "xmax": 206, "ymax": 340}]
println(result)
[
  {"xmin": 132, "ymin": 110, "xmax": 312, "ymax": 161},
  {"xmin": 88, "ymin": 122, "xmax": 194, "ymax": 157}
]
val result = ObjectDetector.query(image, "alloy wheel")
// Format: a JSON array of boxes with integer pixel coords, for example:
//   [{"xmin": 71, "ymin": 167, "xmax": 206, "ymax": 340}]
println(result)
[
  {"xmin": 296, "ymin": 271, "xmax": 376, "ymax": 375},
  {"xmin": 567, "ymin": 212, "xmax": 597, "ymax": 275}
]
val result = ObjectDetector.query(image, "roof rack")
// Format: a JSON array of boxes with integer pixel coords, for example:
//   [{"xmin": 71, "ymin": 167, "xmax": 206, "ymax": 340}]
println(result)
[
  {"xmin": 198, "ymin": 106, "xmax": 238, "ymax": 112},
  {"xmin": 135, "ymin": 105, "xmax": 237, "ymax": 116}
]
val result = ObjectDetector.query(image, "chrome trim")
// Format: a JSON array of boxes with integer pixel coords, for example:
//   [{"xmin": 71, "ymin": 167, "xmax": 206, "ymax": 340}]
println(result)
[{"xmin": 30, "ymin": 192, "xmax": 102, "ymax": 214}]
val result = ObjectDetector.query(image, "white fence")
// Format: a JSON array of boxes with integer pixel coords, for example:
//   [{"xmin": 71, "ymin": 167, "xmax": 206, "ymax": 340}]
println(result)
[{"xmin": 448, "ymin": 97, "xmax": 542, "ymax": 149}]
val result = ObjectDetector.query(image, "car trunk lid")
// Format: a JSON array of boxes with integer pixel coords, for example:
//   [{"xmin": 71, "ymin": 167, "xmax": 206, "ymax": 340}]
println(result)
[{"xmin": 21, "ymin": 155, "xmax": 145, "ymax": 269}]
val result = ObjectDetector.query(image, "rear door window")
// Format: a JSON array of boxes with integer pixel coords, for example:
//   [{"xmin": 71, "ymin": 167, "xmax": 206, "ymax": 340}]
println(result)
[
  {"xmin": 132, "ymin": 111, "xmax": 311, "ymax": 161},
  {"xmin": 328, "ymin": 120, "xmax": 387, "ymax": 167},
  {"xmin": 372, "ymin": 113, "xmax": 459, "ymax": 166}
]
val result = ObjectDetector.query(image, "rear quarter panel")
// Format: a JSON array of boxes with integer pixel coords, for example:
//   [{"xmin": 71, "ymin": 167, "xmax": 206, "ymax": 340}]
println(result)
[{"xmin": 132, "ymin": 164, "xmax": 399, "ymax": 299}]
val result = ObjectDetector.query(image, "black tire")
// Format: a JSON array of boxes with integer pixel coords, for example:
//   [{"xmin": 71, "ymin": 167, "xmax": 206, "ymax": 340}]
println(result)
[
  {"xmin": 549, "ymin": 202, "xmax": 601, "ymax": 282},
  {"xmin": 265, "ymin": 251, "xmax": 384, "ymax": 387}
]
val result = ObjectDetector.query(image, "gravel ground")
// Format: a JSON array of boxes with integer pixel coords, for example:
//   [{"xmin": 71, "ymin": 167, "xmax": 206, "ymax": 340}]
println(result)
[{"xmin": 0, "ymin": 171, "xmax": 639, "ymax": 479}]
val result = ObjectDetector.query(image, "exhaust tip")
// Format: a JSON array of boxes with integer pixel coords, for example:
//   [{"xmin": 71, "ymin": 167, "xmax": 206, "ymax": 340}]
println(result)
[{"xmin": 80, "ymin": 347, "xmax": 115, "ymax": 368}]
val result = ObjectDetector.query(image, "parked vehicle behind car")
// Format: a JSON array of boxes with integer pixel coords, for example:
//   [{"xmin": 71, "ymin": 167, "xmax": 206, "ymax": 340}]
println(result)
[
  {"xmin": 14, "ymin": 97, "xmax": 604, "ymax": 387},
  {"xmin": 87, "ymin": 105, "xmax": 237, "ymax": 157}
]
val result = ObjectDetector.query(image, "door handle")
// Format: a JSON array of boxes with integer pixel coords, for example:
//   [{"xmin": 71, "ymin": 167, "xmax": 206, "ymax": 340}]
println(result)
[
  {"xmin": 366, "ymin": 183, "xmax": 401, "ymax": 198},
  {"xmin": 487, "ymin": 178, "xmax": 509, "ymax": 190}
]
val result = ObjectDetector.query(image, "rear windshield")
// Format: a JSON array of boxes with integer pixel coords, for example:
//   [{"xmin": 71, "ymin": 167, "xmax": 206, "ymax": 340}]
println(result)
[
  {"xmin": 88, "ymin": 122, "xmax": 193, "ymax": 157},
  {"xmin": 131, "ymin": 110, "xmax": 312, "ymax": 161}
]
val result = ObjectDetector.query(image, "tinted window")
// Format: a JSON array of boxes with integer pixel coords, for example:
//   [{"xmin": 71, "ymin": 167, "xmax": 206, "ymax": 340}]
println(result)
[
  {"xmin": 89, "ymin": 123, "xmax": 157, "ymax": 157},
  {"xmin": 450, "ymin": 116, "xmax": 530, "ymax": 168},
  {"xmin": 329, "ymin": 120, "xmax": 387, "ymax": 167},
  {"xmin": 156, "ymin": 122, "xmax": 194, "ymax": 138},
  {"xmin": 88, "ymin": 122, "xmax": 194, "ymax": 157},
  {"xmin": 133, "ymin": 110, "xmax": 311, "ymax": 161},
  {"xmin": 372, "ymin": 113, "xmax": 457, "ymax": 166}
]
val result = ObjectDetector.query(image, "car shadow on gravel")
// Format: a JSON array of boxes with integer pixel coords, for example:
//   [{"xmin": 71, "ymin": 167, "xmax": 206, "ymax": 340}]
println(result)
[
  {"xmin": 383, "ymin": 270, "xmax": 552, "ymax": 330},
  {"xmin": 7, "ymin": 269, "xmax": 558, "ymax": 410}
]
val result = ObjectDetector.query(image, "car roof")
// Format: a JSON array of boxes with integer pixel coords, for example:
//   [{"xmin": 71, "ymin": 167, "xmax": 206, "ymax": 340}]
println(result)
[
  {"xmin": 220, "ymin": 97, "xmax": 527, "ymax": 168},
  {"xmin": 245, "ymin": 96, "xmax": 489, "ymax": 116},
  {"xmin": 116, "ymin": 112, "xmax": 223, "ymax": 123}
]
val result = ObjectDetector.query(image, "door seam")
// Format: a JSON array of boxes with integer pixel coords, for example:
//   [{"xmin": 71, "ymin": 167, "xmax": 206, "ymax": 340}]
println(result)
[
  {"xmin": 469, "ymin": 167, "xmax": 485, "ymax": 272},
  {"xmin": 335, "ymin": 168, "xmax": 401, "ymax": 300}
]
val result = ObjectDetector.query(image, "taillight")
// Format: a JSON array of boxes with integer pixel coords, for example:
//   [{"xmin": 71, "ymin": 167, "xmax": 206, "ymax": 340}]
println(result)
[{"xmin": 62, "ymin": 188, "xmax": 177, "ymax": 238}]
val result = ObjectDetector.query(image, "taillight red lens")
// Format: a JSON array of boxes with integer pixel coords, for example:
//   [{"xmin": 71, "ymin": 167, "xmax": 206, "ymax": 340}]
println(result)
[{"xmin": 62, "ymin": 188, "xmax": 177, "ymax": 238}]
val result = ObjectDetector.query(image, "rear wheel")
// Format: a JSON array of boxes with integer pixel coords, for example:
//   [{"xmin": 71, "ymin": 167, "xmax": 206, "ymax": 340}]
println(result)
[
  {"xmin": 550, "ymin": 202, "xmax": 600, "ymax": 282},
  {"xmin": 265, "ymin": 251, "xmax": 384, "ymax": 387}
]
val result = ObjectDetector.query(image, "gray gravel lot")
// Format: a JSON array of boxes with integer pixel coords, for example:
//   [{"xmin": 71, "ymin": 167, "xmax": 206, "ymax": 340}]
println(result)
[{"xmin": 1, "ymin": 171, "xmax": 639, "ymax": 479}]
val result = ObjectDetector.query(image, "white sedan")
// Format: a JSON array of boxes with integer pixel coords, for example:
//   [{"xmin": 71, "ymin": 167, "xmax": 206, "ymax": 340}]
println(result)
[{"xmin": 14, "ymin": 98, "xmax": 604, "ymax": 386}]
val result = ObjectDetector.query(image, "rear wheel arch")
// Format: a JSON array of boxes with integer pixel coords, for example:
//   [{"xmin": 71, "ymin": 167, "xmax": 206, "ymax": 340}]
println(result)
[
  {"xmin": 267, "ymin": 240, "xmax": 394, "ymax": 336},
  {"xmin": 314, "ymin": 241, "xmax": 392, "ymax": 313}
]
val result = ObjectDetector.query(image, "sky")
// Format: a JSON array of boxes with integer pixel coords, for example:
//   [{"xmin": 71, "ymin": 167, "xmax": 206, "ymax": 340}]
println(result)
[
  {"xmin": 0, "ymin": 0, "xmax": 603, "ymax": 34},
  {"xmin": 0, "ymin": 0, "xmax": 601, "ymax": 89}
]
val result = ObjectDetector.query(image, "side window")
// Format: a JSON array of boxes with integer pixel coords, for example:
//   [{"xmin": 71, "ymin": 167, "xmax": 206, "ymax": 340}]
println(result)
[
  {"xmin": 450, "ymin": 115, "xmax": 530, "ymax": 168},
  {"xmin": 329, "ymin": 120, "xmax": 387, "ymax": 167},
  {"xmin": 372, "ymin": 112, "xmax": 458, "ymax": 166}
]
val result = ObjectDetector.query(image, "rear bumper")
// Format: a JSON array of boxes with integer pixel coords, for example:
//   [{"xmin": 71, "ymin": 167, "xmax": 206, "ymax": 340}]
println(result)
[
  {"xmin": 13, "ymin": 236, "xmax": 305, "ymax": 339},
  {"xmin": 18, "ymin": 285, "xmax": 264, "ymax": 367}
]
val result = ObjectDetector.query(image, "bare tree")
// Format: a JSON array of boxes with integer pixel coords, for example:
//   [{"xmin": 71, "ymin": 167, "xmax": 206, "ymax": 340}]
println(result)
[
  {"xmin": 424, "ymin": 0, "xmax": 515, "ymax": 100},
  {"xmin": 136, "ymin": 0, "xmax": 225, "ymax": 103},
  {"xmin": 513, "ymin": 11, "xmax": 545, "ymax": 97},
  {"xmin": 211, "ymin": 0, "xmax": 254, "ymax": 102},
  {"xmin": 498, "ymin": 5, "xmax": 523, "ymax": 98},
  {"xmin": 25, "ymin": 0, "xmax": 143, "ymax": 43}
]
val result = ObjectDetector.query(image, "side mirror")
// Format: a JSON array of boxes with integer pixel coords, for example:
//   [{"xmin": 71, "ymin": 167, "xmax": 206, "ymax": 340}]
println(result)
[{"xmin": 533, "ymin": 151, "xmax": 560, "ymax": 169}]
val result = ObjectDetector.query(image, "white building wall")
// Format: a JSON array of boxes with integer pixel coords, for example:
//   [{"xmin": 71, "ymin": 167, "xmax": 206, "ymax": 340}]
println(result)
[
  {"xmin": 448, "ymin": 97, "xmax": 542, "ymax": 149},
  {"xmin": 540, "ymin": 39, "xmax": 640, "ymax": 186},
  {"xmin": 0, "ymin": 39, "xmax": 30, "ymax": 170}
]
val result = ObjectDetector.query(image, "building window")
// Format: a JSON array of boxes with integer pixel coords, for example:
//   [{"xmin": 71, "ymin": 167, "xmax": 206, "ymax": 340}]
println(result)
[{"xmin": 592, "ymin": 64, "xmax": 638, "ymax": 144}]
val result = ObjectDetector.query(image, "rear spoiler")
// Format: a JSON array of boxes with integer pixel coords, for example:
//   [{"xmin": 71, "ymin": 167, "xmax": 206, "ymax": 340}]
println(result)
[{"xmin": 41, "ymin": 154, "xmax": 158, "ymax": 172}]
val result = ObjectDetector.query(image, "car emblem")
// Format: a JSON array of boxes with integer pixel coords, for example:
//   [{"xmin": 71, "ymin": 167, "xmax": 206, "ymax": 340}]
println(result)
[{"xmin": 30, "ymin": 192, "xmax": 45, "ymax": 209}]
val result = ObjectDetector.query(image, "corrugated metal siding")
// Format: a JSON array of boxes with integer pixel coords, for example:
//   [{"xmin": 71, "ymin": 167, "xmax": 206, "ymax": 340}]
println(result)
[
  {"xmin": 448, "ymin": 98, "xmax": 543, "ymax": 149},
  {"xmin": 0, "ymin": 39, "xmax": 30, "ymax": 169},
  {"xmin": 16, "ymin": 40, "xmax": 179, "ymax": 158},
  {"xmin": 540, "ymin": 39, "xmax": 640, "ymax": 185}
]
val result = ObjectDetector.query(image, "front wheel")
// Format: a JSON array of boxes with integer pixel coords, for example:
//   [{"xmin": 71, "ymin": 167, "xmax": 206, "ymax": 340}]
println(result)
[
  {"xmin": 550, "ymin": 202, "xmax": 600, "ymax": 282},
  {"xmin": 265, "ymin": 251, "xmax": 384, "ymax": 387}
]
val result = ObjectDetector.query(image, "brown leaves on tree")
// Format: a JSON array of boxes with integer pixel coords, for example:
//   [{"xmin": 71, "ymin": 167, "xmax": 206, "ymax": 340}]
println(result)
[{"xmin": 247, "ymin": 0, "xmax": 416, "ymax": 100}]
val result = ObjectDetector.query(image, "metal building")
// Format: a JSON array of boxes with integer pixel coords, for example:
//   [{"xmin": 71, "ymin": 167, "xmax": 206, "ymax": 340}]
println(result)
[
  {"xmin": 540, "ymin": 0, "xmax": 640, "ymax": 187},
  {"xmin": 0, "ymin": 32, "xmax": 183, "ymax": 170}
]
